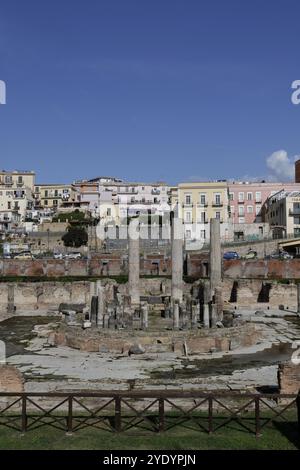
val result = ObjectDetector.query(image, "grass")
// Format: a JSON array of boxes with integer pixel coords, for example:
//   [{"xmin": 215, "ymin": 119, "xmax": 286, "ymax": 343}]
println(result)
[{"xmin": 0, "ymin": 415, "xmax": 298, "ymax": 450}]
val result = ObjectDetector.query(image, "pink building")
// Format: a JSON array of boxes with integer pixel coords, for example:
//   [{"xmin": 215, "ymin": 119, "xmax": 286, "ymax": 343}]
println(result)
[{"xmin": 228, "ymin": 181, "xmax": 300, "ymax": 224}]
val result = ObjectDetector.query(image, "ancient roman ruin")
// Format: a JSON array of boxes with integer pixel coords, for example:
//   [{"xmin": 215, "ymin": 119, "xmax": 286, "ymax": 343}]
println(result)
[{"xmin": 0, "ymin": 216, "xmax": 300, "ymax": 395}]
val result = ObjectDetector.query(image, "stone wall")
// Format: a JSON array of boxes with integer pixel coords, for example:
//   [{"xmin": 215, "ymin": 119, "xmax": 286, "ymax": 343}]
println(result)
[
  {"xmin": 0, "ymin": 278, "xmax": 298, "ymax": 319},
  {"xmin": 0, "ymin": 365, "xmax": 24, "ymax": 392},
  {"xmin": 53, "ymin": 323, "xmax": 260, "ymax": 355},
  {"xmin": 278, "ymin": 362, "xmax": 300, "ymax": 394}
]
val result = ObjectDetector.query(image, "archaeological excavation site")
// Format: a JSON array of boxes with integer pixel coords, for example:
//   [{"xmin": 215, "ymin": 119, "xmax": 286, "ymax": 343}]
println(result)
[{"xmin": 0, "ymin": 217, "xmax": 300, "ymax": 400}]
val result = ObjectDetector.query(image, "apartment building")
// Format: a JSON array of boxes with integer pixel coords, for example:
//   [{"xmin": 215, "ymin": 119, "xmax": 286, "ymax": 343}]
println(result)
[
  {"xmin": 265, "ymin": 190, "xmax": 300, "ymax": 238},
  {"xmin": 177, "ymin": 181, "xmax": 230, "ymax": 245},
  {"xmin": 228, "ymin": 181, "xmax": 300, "ymax": 224},
  {"xmin": 33, "ymin": 183, "xmax": 79, "ymax": 210},
  {"xmin": 74, "ymin": 177, "xmax": 170, "ymax": 225},
  {"xmin": 0, "ymin": 170, "xmax": 35, "ymax": 227}
]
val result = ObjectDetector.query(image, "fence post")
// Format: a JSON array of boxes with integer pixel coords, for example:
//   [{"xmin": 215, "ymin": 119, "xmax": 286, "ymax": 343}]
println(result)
[
  {"xmin": 208, "ymin": 395, "xmax": 213, "ymax": 434},
  {"xmin": 158, "ymin": 397, "xmax": 165, "ymax": 433},
  {"xmin": 21, "ymin": 395, "xmax": 27, "ymax": 433},
  {"xmin": 296, "ymin": 390, "xmax": 300, "ymax": 435},
  {"xmin": 255, "ymin": 396, "xmax": 260, "ymax": 437},
  {"xmin": 66, "ymin": 395, "xmax": 73, "ymax": 435},
  {"xmin": 115, "ymin": 396, "xmax": 121, "ymax": 432}
]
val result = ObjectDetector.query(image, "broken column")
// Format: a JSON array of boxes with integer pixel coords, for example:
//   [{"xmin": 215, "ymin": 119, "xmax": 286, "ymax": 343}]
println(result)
[
  {"xmin": 191, "ymin": 301, "xmax": 199, "ymax": 329},
  {"xmin": 141, "ymin": 303, "xmax": 149, "ymax": 329},
  {"xmin": 171, "ymin": 215, "xmax": 183, "ymax": 304},
  {"xmin": 128, "ymin": 217, "xmax": 140, "ymax": 306},
  {"xmin": 7, "ymin": 284, "xmax": 15, "ymax": 315},
  {"xmin": 89, "ymin": 281, "xmax": 98, "ymax": 325},
  {"xmin": 96, "ymin": 280, "xmax": 104, "ymax": 328},
  {"xmin": 203, "ymin": 281, "xmax": 210, "ymax": 328},
  {"xmin": 209, "ymin": 218, "xmax": 222, "ymax": 326}
]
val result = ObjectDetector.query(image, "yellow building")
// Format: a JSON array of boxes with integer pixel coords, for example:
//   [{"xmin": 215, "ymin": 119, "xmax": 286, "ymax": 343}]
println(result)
[
  {"xmin": 34, "ymin": 183, "xmax": 78, "ymax": 210},
  {"xmin": 177, "ymin": 181, "xmax": 230, "ymax": 245}
]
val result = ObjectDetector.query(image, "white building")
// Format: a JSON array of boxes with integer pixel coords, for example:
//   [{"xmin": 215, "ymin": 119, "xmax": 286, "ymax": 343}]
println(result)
[{"xmin": 0, "ymin": 170, "xmax": 35, "ymax": 229}]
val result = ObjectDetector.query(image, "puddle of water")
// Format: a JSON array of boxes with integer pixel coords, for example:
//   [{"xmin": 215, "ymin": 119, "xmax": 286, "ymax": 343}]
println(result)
[{"xmin": 0, "ymin": 316, "xmax": 57, "ymax": 356}]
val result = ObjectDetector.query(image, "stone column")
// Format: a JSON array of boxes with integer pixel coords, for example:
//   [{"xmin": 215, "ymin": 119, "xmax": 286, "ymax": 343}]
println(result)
[
  {"xmin": 96, "ymin": 280, "xmax": 104, "ymax": 327},
  {"xmin": 171, "ymin": 216, "xmax": 183, "ymax": 303},
  {"xmin": 203, "ymin": 304, "xmax": 210, "ymax": 328},
  {"xmin": 89, "ymin": 281, "xmax": 97, "ymax": 325},
  {"xmin": 191, "ymin": 302, "xmax": 199, "ymax": 329},
  {"xmin": 141, "ymin": 303, "xmax": 149, "ymax": 329},
  {"xmin": 210, "ymin": 218, "xmax": 222, "ymax": 326},
  {"xmin": 215, "ymin": 285, "xmax": 224, "ymax": 322},
  {"xmin": 128, "ymin": 217, "xmax": 140, "ymax": 306},
  {"xmin": 203, "ymin": 281, "xmax": 210, "ymax": 328},
  {"xmin": 173, "ymin": 301, "xmax": 180, "ymax": 329},
  {"xmin": 297, "ymin": 283, "xmax": 300, "ymax": 314},
  {"xmin": 210, "ymin": 218, "xmax": 222, "ymax": 296},
  {"xmin": 7, "ymin": 284, "xmax": 15, "ymax": 315}
]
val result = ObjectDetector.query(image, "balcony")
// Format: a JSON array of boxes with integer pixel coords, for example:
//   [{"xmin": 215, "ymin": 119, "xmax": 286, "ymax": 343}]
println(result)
[
  {"xmin": 182, "ymin": 203, "xmax": 193, "ymax": 208},
  {"xmin": 151, "ymin": 189, "xmax": 160, "ymax": 195},
  {"xmin": 197, "ymin": 202, "xmax": 208, "ymax": 207},
  {"xmin": 289, "ymin": 209, "xmax": 300, "ymax": 216},
  {"xmin": 238, "ymin": 200, "xmax": 245, "ymax": 204},
  {"xmin": 212, "ymin": 202, "xmax": 223, "ymax": 207}
]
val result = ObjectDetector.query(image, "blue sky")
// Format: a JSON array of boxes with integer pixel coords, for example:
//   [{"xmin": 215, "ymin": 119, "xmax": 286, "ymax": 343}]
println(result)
[{"xmin": 0, "ymin": 0, "xmax": 300, "ymax": 184}]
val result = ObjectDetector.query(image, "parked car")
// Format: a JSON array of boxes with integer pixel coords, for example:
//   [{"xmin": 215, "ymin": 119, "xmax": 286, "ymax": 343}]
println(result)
[
  {"xmin": 64, "ymin": 252, "xmax": 82, "ymax": 259},
  {"xmin": 53, "ymin": 252, "xmax": 64, "ymax": 259},
  {"xmin": 243, "ymin": 250, "xmax": 257, "ymax": 260},
  {"xmin": 223, "ymin": 251, "xmax": 239, "ymax": 260},
  {"xmin": 13, "ymin": 251, "xmax": 33, "ymax": 260},
  {"xmin": 266, "ymin": 250, "xmax": 293, "ymax": 260}
]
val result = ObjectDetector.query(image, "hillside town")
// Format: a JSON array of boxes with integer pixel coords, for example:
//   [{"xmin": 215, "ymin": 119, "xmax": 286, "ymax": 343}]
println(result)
[{"xmin": 2, "ymin": 161, "xmax": 300, "ymax": 258}]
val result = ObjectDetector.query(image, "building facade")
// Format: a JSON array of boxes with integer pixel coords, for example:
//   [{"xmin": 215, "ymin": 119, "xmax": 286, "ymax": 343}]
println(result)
[
  {"xmin": 176, "ymin": 181, "xmax": 230, "ymax": 247},
  {"xmin": 33, "ymin": 183, "xmax": 79, "ymax": 211},
  {"xmin": 265, "ymin": 190, "xmax": 300, "ymax": 238},
  {"xmin": 0, "ymin": 170, "xmax": 35, "ymax": 227}
]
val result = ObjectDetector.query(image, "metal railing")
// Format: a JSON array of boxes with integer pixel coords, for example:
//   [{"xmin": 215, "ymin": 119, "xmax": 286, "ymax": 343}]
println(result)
[{"xmin": 0, "ymin": 391, "xmax": 299, "ymax": 436}]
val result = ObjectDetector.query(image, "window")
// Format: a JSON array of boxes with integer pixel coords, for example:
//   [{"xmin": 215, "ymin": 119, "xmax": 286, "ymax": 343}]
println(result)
[
  {"xmin": 247, "ymin": 205, "xmax": 253, "ymax": 213},
  {"xmin": 238, "ymin": 192, "xmax": 244, "ymax": 202},
  {"xmin": 215, "ymin": 211, "xmax": 220, "ymax": 219},
  {"xmin": 185, "ymin": 211, "xmax": 192, "ymax": 223},
  {"xmin": 107, "ymin": 208, "xmax": 111, "ymax": 216},
  {"xmin": 200, "ymin": 230, "xmax": 206, "ymax": 239},
  {"xmin": 200, "ymin": 193, "xmax": 206, "ymax": 205},
  {"xmin": 18, "ymin": 176, "xmax": 23, "ymax": 184},
  {"xmin": 185, "ymin": 194, "xmax": 191, "ymax": 205},
  {"xmin": 215, "ymin": 194, "xmax": 221, "ymax": 205},
  {"xmin": 256, "ymin": 205, "xmax": 261, "ymax": 215},
  {"xmin": 247, "ymin": 192, "xmax": 252, "ymax": 201},
  {"xmin": 44, "ymin": 200, "xmax": 48, "ymax": 206},
  {"xmin": 45, "ymin": 190, "xmax": 48, "ymax": 197},
  {"xmin": 238, "ymin": 206, "xmax": 244, "ymax": 216},
  {"xmin": 35, "ymin": 187, "xmax": 39, "ymax": 193},
  {"xmin": 229, "ymin": 192, "xmax": 234, "ymax": 201},
  {"xmin": 185, "ymin": 230, "xmax": 191, "ymax": 239},
  {"xmin": 230, "ymin": 205, "xmax": 235, "ymax": 214},
  {"xmin": 53, "ymin": 200, "xmax": 58, "ymax": 206},
  {"xmin": 54, "ymin": 190, "xmax": 58, "ymax": 197},
  {"xmin": 238, "ymin": 217, "xmax": 245, "ymax": 223},
  {"xmin": 7, "ymin": 201, "xmax": 11, "ymax": 209},
  {"xmin": 200, "ymin": 212, "xmax": 206, "ymax": 223},
  {"xmin": 255, "ymin": 192, "xmax": 262, "ymax": 202}
]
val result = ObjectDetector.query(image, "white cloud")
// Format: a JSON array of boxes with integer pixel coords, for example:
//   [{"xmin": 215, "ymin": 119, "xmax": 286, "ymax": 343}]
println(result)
[{"xmin": 266, "ymin": 150, "xmax": 300, "ymax": 182}]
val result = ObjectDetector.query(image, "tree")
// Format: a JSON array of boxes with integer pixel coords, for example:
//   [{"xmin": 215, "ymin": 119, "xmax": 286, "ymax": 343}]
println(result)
[{"xmin": 62, "ymin": 226, "xmax": 88, "ymax": 248}]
